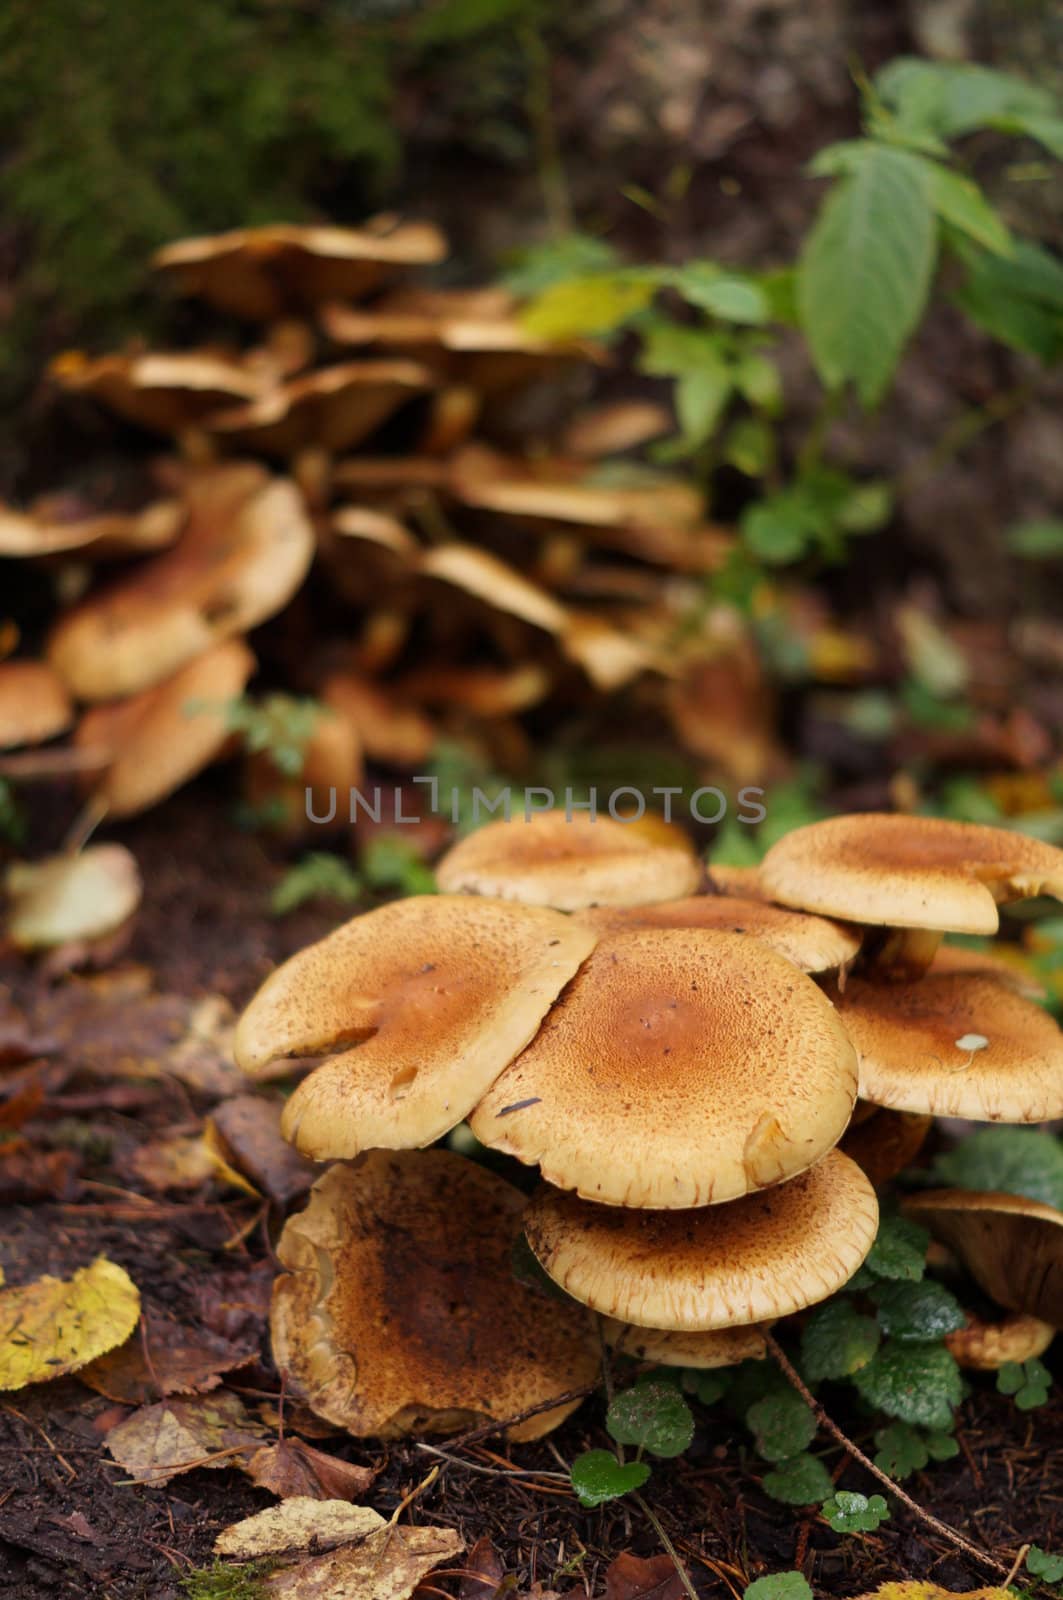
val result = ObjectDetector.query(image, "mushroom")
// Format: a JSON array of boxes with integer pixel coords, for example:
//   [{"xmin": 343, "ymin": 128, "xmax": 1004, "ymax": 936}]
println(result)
[
  {"xmin": 234, "ymin": 895, "xmax": 597, "ymax": 1160},
  {"xmin": 49, "ymin": 349, "xmax": 264, "ymax": 437},
  {"xmin": 435, "ymin": 810, "xmax": 700, "ymax": 911},
  {"xmin": 840, "ymin": 1105, "xmax": 932, "ymax": 1187},
  {"xmin": 904, "ymin": 1189, "xmax": 1063, "ymax": 1326},
  {"xmin": 0, "ymin": 493, "xmax": 183, "ymax": 560},
  {"xmin": 574, "ymin": 895, "xmax": 860, "ymax": 974},
  {"xmin": 5, "ymin": 844, "xmax": 142, "ymax": 951},
  {"xmin": 522, "ymin": 1149, "xmax": 878, "ymax": 1329},
  {"xmin": 945, "ymin": 1312, "xmax": 1055, "ymax": 1371},
  {"xmin": 203, "ymin": 360, "xmax": 433, "ymax": 458},
  {"xmin": 601, "ymin": 1320, "xmax": 772, "ymax": 1369},
  {"xmin": 826, "ymin": 968, "xmax": 1063, "ymax": 1122},
  {"xmin": 271, "ymin": 1149, "xmax": 598, "ymax": 1438},
  {"xmin": 0, "ymin": 662, "xmax": 73, "ymax": 750},
  {"xmin": 561, "ymin": 401, "xmax": 673, "ymax": 458},
  {"xmin": 322, "ymin": 671, "xmax": 435, "ymax": 769},
  {"xmin": 470, "ymin": 929, "xmax": 858, "ymax": 1207},
  {"xmin": 930, "ymin": 942, "xmax": 1045, "ymax": 999},
  {"xmin": 706, "ymin": 864, "xmax": 772, "ymax": 900}
]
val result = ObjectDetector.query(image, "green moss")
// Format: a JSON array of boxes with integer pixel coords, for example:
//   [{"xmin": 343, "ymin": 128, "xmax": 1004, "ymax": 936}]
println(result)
[{"xmin": 180, "ymin": 1561, "xmax": 269, "ymax": 1600}]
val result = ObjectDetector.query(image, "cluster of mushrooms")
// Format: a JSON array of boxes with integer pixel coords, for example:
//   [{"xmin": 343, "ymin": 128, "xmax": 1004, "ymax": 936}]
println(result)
[{"xmin": 233, "ymin": 808, "xmax": 1063, "ymax": 1439}]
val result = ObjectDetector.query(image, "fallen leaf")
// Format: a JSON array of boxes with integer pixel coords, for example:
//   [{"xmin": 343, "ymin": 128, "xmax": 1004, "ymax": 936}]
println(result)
[
  {"xmin": 208, "ymin": 1094, "xmax": 318, "ymax": 1205},
  {"xmin": 4, "ymin": 845, "xmax": 141, "ymax": 950},
  {"xmin": 0, "ymin": 1141, "xmax": 79, "ymax": 1203},
  {"xmin": 263, "ymin": 1523, "xmax": 464, "ymax": 1600},
  {"xmin": 848, "ymin": 1588, "xmax": 1011, "ymax": 1600},
  {"xmin": 81, "ymin": 1306, "xmax": 258, "ymax": 1404},
  {"xmin": 129, "ymin": 1134, "xmax": 218, "ymax": 1192},
  {"xmin": 165, "ymin": 995, "xmax": 245, "ymax": 1097},
  {"xmin": 216, "ymin": 1497, "xmax": 384, "ymax": 1558},
  {"xmin": 0, "ymin": 1257, "xmax": 140, "ymax": 1390},
  {"xmin": 461, "ymin": 1535, "xmax": 505, "ymax": 1599},
  {"xmin": 201, "ymin": 1120, "xmax": 261, "ymax": 1197},
  {"xmin": 105, "ymin": 1390, "xmax": 268, "ymax": 1485},
  {"xmin": 602, "ymin": 1551, "xmax": 688, "ymax": 1600},
  {"xmin": 246, "ymin": 1438, "xmax": 376, "ymax": 1501},
  {"xmin": 193, "ymin": 1260, "xmax": 273, "ymax": 1342}
]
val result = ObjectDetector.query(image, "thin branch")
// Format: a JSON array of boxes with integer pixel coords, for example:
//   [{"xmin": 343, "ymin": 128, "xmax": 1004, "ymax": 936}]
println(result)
[
  {"xmin": 632, "ymin": 1492, "xmax": 699, "ymax": 1600},
  {"xmin": 442, "ymin": 1385, "xmax": 598, "ymax": 1451}
]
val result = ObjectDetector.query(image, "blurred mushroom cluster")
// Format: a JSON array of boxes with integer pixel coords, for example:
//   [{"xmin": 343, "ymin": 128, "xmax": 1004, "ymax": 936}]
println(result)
[{"xmin": 233, "ymin": 810, "xmax": 1063, "ymax": 1434}]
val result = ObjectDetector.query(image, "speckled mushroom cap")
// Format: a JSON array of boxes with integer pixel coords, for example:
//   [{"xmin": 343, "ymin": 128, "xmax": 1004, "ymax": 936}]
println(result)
[
  {"xmin": 827, "ymin": 970, "xmax": 1063, "ymax": 1122},
  {"xmin": 760, "ymin": 814, "xmax": 1063, "ymax": 934},
  {"xmin": 0, "ymin": 661, "xmax": 72, "ymax": 750},
  {"xmin": 930, "ymin": 943, "xmax": 1045, "ymax": 999},
  {"xmin": 601, "ymin": 1320, "xmax": 772, "ymax": 1369},
  {"xmin": 575, "ymin": 895, "xmax": 860, "ymax": 974},
  {"xmin": 840, "ymin": 1105, "xmax": 932, "ymax": 1188},
  {"xmin": 705, "ymin": 864, "xmax": 772, "ymax": 901},
  {"xmin": 271, "ymin": 1150, "xmax": 598, "ymax": 1439},
  {"xmin": 523, "ymin": 1150, "xmax": 878, "ymax": 1330},
  {"xmin": 904, "ymin": 1190, "xmax": 1063, "ymax": 1327},
  {"xmin": 470, "ymin": 929, "xmax": 859, "ymax": 1207},
  {"xmin": 234, "ymin": 895, "xmax": 597, "ymax": 1160},
  {"xmin": 436, "ymin": 811, "xmax": 700, "ymax": 911}
]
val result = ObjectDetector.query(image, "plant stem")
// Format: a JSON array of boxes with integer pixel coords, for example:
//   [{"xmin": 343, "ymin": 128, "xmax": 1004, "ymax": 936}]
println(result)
[
  {"xmin": 633, "ymin": 1492, "xmax": 699, "ymax": 1600},
  {"xmin": 797, "ymin": 387, "xmax": 844, "ymax": 474},
  {"xmin": 897, "ymin": 378, "xmax": 1036, "ymax": 495},
  {"xmin": 520, "ymin": 21, "xmax": 571, "ymax": 238}
]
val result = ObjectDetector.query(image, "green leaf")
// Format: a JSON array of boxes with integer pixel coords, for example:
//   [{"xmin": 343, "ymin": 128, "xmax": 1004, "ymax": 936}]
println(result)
[
  {"xmin": 822, "ymin": 1491, "xmax": 890, "ymax": 1534},
  {"xmin": 762, "ymin": 1452, "xmax": 834, "ymax": 1506},
  {"xmin": 675, "ymin": 264, "xmax": 770, "ymax": 324},
  {"xmin": 569, "ymin": 1450, "xmax": 651, "ymax": 1508},
  {"xmin": 1007, "ymin": 519, "xmax": 1063, "ymax": 559},
  {"xmin": 734, "ymin": 350, "xmax": 783, "ymax": 414},
  {"xmin": 361, "ymin": 835, "xmax": 437, "ymax": 896},
  {"xmin": 870, "ymin": 1281, "xmax": 966, "ymax": 1343},
  {"xmin": 744, "ymin": 1575, "xmax": 813, "ymax": 1600},
  {"xmin": 997, "ymin": 1358, "xmax": 1052, "ymax": 1411},
  {"xmin": 724, "ymin": 416, "xmax": 775, "ymax": 477},
  {"xmin": 924, "ymin": 1429, "xmax": 960, "ymax": 1461},
  {"xmin": 798, "ymin": 144, "xmax": 937, "ymax": 406},
  {"xmin": 674, "ymin": 358, "xmax": 734, "ymax": 450},
  {"xmin": 270, "ymin": 854, "xmax": 363, "ymax": 916},
  {"xmin": 865, "ymin": 1214, "xmax": 929, "ymax": 1282},
  {"xmin": 503, "ymin": 233, "xmax": 621, "ymax": 295},
  {"xmin": 875, "ymin": 58, "xmax": 1056, "ymax": 140},
  {"xmin": 852, "ymin": 1340, "xmax": 963, "ymax": 1430},
  {"xmin": 745, "ymin": 1391, "xmax": 817, "ymax": 1463},
  {"xmin": 521, "ymin": 274, "xmax": 656, "ymax": 340},
  {"xmin": 742, "ymin": 491, "xmax": 818, "ymax": 565},
  {"xmin": 1027, "ymin": 1548, "xmax": 1063, "ymax": 1584},
  {"xmin": 952, "ymin": 239, "xmax": 1063, "ymax": 363},
  {"xmin": 687, "ymin": 1369, "xmax": 732, "ymax": 1406},
  {"xmin": 607, "ymin": 1380, "xmax": 695, "ymax": 1459},
  {"xmin": 873, "ymin": 1422, "xmax": 929, "ymax": 1479},
  {"xmin": 837, "ymin": 480, "xmax": 893, "ymax": 533},
  {"xmin": 922, "ymin": 163, "xmax": 1011, "ymax": 255},
  {"xmin": 801, "ymin": 1299, "xmax": 880, "ymax": 1382},
  {"xmin": 1002, "ymin": 113, "xmax": 1063, "ymax": 160},
  {"xmin": 640, "ymin": 320, "xmax": 728, "ymax": 378},
  {"xmin": 932, "ymin": 1128, "xmax": 1063, "ymax": 1210}
]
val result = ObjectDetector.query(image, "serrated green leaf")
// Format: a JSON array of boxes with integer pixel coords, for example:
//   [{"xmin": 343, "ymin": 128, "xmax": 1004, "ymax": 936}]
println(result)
[
  {"xmin": 569, "ymin": 1449, "xmax": 651, "ymax": 1508},
  {"xmin": 675, "ymin": 264, "xmax": 770, "ymax": 324},
  {"xmin": 801, "ymin": 1299, "xmax": 880, "ymax": 1382},
  {"xmin": 744, "ymin": 1575, "xmax": 813, "ymax": 1600},
  {"xmin": 521, "ymin": 274, "xmax": 655, "ymax": 340},
  {"xmin": 1027, "ymin": 1547, "xmax": 1063, "ymax": 1583},
  {"xmin": 798, "ymin": 144, "xmax": 936, "ymax": 405},
  {"xmin": 745, "ymin": 1391, "xmax": 817, "ymax": 1463},
  {"xmin": 923, "ymin": 1428, "xmax": 960, "ymax": 1461},
  {"xmin": 871, "ymin": 1280, "xmax": 966, "ymax": 1342},
  {"xmin": 852, "ymin": 1340, "xmax": 963, "ymax": 1430},
  {"xmin": 922, "ymin": 163, "xmax": 1011, "ymax": 254},
  {"xmin": 932, "ymin": 1128, "xmax": 1063, "ymax": 1209},
  {"xmin": 823, "ymin": 1491, "xmax": 890, "ymax": 1534},
  {"xmin": 762, "ymin": 1452, "xmax": 834, "ymax": 1506},
  {"xmin": 873, "ymin": 1421, "xmax": 929, "ymax": 1479},
  {"xmin": 607, "ymin": 1379, "xmax": 695, "ymax": 1458},
  {"xmin": 865, "ymin": 1214, "xmax": 929, "ymax": 1281}
]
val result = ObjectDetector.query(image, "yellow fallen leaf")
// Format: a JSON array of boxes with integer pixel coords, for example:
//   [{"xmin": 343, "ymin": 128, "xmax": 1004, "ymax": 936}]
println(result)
[
  {"xmin": 850, "ymin": 1586, "xmax": 1012, "ymax": 1600},
  {"xmin": 106, "ymin": 1391, "xmax": 269, "ymax": 1485},
  {"xmin": 215, "ymin": 1499, "xmax": 384, "ymax": 1558},
  {"xmin": 130, "ymin": 1134, "xmax": 218, "ymax": 1191},
  {"xmin": 0, "ymin": 1256, "xmax": 140, "ymax": 1390},
  {"xmin": 262, "ymin": 1523, "xmax": 464, "ymax": 1600}
]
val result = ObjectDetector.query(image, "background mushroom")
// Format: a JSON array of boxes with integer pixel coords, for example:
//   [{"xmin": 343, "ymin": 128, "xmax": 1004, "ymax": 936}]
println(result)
[{"xmin": 904, "ymin": 1189, "xmax": 1063, "ymax": 1328}]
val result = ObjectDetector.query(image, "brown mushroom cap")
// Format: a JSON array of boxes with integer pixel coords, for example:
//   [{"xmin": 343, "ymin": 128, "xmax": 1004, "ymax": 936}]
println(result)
[
  {"xmin": 272, "ymin": 1150, "xmax": 597, "ymax": 1439},
  {"xmin": 904, "ymin": 1189, "xmax": 1063, "ymax": 1326},
  {"xmin": 49, "ymin": 350, "xmax": 263, "ymax": 436},
  {"xmin": 0, "ymin": 496, "xmax": 183, "ymax": 560},
  {"xmin": 234, "ymin": 895, "xmax": 597, "ymax": 1160},
  {"xmin": 5, "ymin": 843, "xmax": 142, "ymax": 950},
  {"xmin": 840, "ymin": 1105, "xmax": 932, "ymax": 1187},
  {"xmin": 760, "ymin": 814, "xmax": 1063, "ymax": 934},
  {"xmin": 601, "ymin": 1319, "xmax": 771, "ymax": 1368},
  {"xmin": 0, "ymin": 662, "xmax": 73, "ymax": 750},
  {"xmin": 828, "ymin": 970, "xmax": 1063, "ymax": 1122},
  {"xmin": 523, "ymin": 1150, "xmax": 878, "ymax": 1329},
  {"xmin": 203, "ymin": 360, "xmax": 432, "ymax": 457},
  {"xmin": 945, "ymin": 1311, "xmax": 1055, "ymax": 1371},
  {"xmin": 322, "ymin": 671, "xmax": 435, "ymax": 768},
  {"xmin": 574, "ymin": 895, "xmax": 860, "ymax": 974},
  {"xmin": 470, "ymin": 929, "xmax": 858, "ymax": 1207},
  {"xmin": 930, "ymin": 942, "xmax": 1045, "ymax": 999},
  {"xmin": 436, "ymin": 810, "xmax": 700, "ymax": 911},
  {"xmin": 706, "ymin": 864, "xmax": 772, "ymax": 900}
]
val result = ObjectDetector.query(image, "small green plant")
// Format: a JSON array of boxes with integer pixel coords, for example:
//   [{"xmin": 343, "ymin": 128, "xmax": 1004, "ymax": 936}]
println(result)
[
  {"xmin": 1028, "ymin": 1548, "xmax": 1063, "ymax": 1585},
  {"xmin": 569, "ymin": 1448, "xmax": 650, "ymax": 1508},
  {"xmin": 744, "ymin": 1575, "xmax": 813, "ymax": 1600},
  {"xmin": 210, "ymin": 694, "xmax": 329, "ymax": 778},
  {"xmin": 361, "ymin": 834, "xmax": 437, "ymax": 897},
  {"xmin": 997, "ymin": 1358, "xmax": 1053, "ymax": 1411},
  {"xmin": 931, "ymin": 1127, "xmax": 1063, "ymax": 1209},
  {"xmin": 271, "ymin": 853, "xmax": 363, "ymax": 916},
  {"xmin": 822, "ymin": 1491, "xmax": 890, "ymax": 1534},
  {"xmin": 180, "ymin": 1561, "xmax": 269, "ymax": 1600}
]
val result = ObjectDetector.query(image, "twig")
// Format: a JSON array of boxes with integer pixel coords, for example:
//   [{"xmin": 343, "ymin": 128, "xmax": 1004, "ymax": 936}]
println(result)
[
  {"xmin": 1005, "ymin": 1544, "xmax": 1031, "ymax": 1589},
  {"xmin": 442, "ymin": 1385, "xmax": 598, "ymax": 1450},
  {"xmin": 632, "ymin": 1492, "xmax": 699, "ymax": 1600},
  {"xmin": 764, "ymin": 1332, "xmax": 1012, "ymax": 1581},
  {"xmin": 414, "ymin": 1442, "xmax": 569, "ymax": 1483}
]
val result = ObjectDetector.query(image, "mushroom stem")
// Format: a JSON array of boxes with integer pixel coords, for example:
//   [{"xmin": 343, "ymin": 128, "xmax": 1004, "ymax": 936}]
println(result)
[
  {"xmin": 864, "ymin": 926, "xmax": 943, "ymax": 981},
  {"xmin": 762, "ymin": 1332, "xmax": 1012, "ymax": 1581},
  {"xmin": 946, "ymin": 1312, "xmax": 1055, "ymax": 1371}
]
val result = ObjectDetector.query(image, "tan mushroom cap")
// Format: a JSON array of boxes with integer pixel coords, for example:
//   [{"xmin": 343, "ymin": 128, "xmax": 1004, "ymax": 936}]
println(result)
[
  {"xmin": 562, "ymin": 401, "xmax": 673, "ymax": 459},
  {"xmin": 840, "ymin": 1106, "xmax": 932, "ymax": 1188},
  {"xmin": 828, "ymin": 970, "xmax": 1063, "ymax": 1122},
  {"xmin": 931, "ymin": 942, "xmax": 1046, "ymax": 999},
  {"xmin": 204, "ymin": 360, "xmax": 432, "ymax": 458},
  {"xmin": 397, "ymin": 663, "xmax": 552, "ymax": 718},
  {"xmin": 524, "ymin": 1150, "xmax": 878, "ymax": 1330},
  {"xmin": 0, "ymin": 662, "xmax": 73, "ymax": 750},
  {"xmin": 234, "ymin": 895, "xmax": 597, "ymax": 1160},
  {"xmin": 436, "ymin": 810, "xmax": 700, "ymax": 912},
  {"xmin": 945, "ymin": 1312, "xmax": 1055, "ymax": 1371},
  {"xmin": 50, "ymin": 350, "xmax": 263, "ymax": 436},
  {"xmin": 5, "ymin": 843, "xmax": 142, "ymax": 951},
  {"xmin": 575, "ymin": 895, "xmax": 860, "ymax": 974},
  {"xmin": 761, "ymin": 814, "xmax": 1063, "ymax": 934},
  {"xmin": 153, "ymin": 219, "xmax": 447, "ymax": 321},
  {"xmin": 78, "ymin": 638, "xmax": 255, "ymax": 818},
  {"xmin": 322, "ymin": 671, "xmax": 435, "ymax": 768},
  {"xmin": 706, "ymin": 863, "xmax": 772, "ymax": 901},
  {"xmin": 48, "ymin": 464, "xmax": 313, "ymax": 701},
  {"xmin": 471, "ymin": 929, "xmax": 858, "ymax": 1207},
  {"xmin": 0, "ymin": 496, "xmax": 183, "ymax": 559},
  {"xmin": 420, "ymin": 544, "xmax": 567, "ymax": 635},
  {"xmin": 904, "ymin": 1189, "xmax": 1063, "ymax": 1327},
  {"xmin": 272, "ymin": 1150, "xmax": 597, "ymax": 1439},
  {"xmin": 601, "ymin": 1319, "xmax": 771, "ymax": 1369}
]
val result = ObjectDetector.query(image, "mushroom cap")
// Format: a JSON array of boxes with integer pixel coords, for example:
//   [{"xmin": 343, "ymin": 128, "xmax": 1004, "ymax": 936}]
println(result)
[
  {"xmin": 904, "ymin": 1189, "xmax": 1063, "ymax": 1326},
  {"xmin": 0, "ymin": 496, "xmax": 183, "ymax": 559},
  {"xmin": 930, "ymin": 942, "xmax": 1045, "ymax": 999},
  {"xmin": 601, "ymin": 1319, "xmax": 771, "ymax": 1369},
  {"xmin": 945, "ymin": 1311, "xmax": 1055, "ymax": 1371},
  {"xmin": 828, "ymin": 970, "xmax": 1063, "ymax": 1122},
  {"xmin": 419, "ymin": 544, "xmax": 567, "ymax": 635},
  {"xmin": 234, "ymin": 895, "xmax": 597, "ymax": 1160},
  {"xmin": 760, "ymin": 814, "xmax": 1063, "ymax": 934},
  {"xmin": 523, "ymin": 1150, "xmax": 878, "ymax": 1330},
  {"xmin": 0, "ymin": 662, "xmax": 73, "ymax": 750},
  {"xmin": 271, "ymin": 1149, "xmax": 597, "ymax": 1438},
  {"xmin": 322, "ymin": 672, "xmax": 434, "ymax": 768},
  {"xmin": 204, "ymin": 360, "xmax": 432, "ymax": 457},
  {"xmin": 154, "ymin": 219, "xmax": 447, "ymax": 320},
  {"xmin": 436, "ymin": 810, "xmax": 700, "ymax": 912},
  {"xmin": 840, "ymin": 1105, "xmax": 932, "ymax": 1188},
  {"xmin": 5, "ymin": 844, "xmax": 142, "ymax": 950},
  {"xmin": 79, "ymin": 638, "xmax": 255, "ymax": 818},
  {"xmin": 706, "ymin": 864, "xmax": 771, "ymax": 901},
  {"xmin": 470, "ymin": 929, "xmax": 859, "ymax": 1207},
  {"xmin": 50, "ymin": 350, "xmax": 263, "ymax": 436},
  {"xmin": 574, "ymin": 895, "xmax": 860, "ymax": 974}
]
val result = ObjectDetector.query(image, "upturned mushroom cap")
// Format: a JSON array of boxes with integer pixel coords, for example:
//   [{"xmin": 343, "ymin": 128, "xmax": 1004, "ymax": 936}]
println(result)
[
  {"xmin": 470, "ymin": 929, "xmax": 858, "ymax": 1207},
  {"xmin": 234, "ymin": 895, "xmax": 597, "ymax": 1160},
  {"xmin": 48, "ymin": 464, "xmax": 312, "ymax": 700},
  {"xmin": 760, "ymin": 814, "xmax": 1063, "ymax": 934},
  {"xmin": 5, "ymin": 844, "xmax": 142, "ymax": 950},
  {"xmin": 0, "ymin": 662, "xmax": 73, "ymax": 750},
  {"xmin": 945, "ymin": 1311, "xmax": 1055, "ymax": 1371},
  {"xmin": 828, "ymin": 970, "xmax": 1063, "ymax": 1122},
  {"xmin": 575, "ymin": 895, "xmax": 860, "ymax": 974},
  {"xmin": 436, "ymin": 811, "xmax": 700, "ymax": 911},
  {"xmin": 0, "ymin": 496, "xmax": 183, "ymax": 559},
  {"xmin": 904, "ymin": 1189, "xmax": 1063, "ymax": 1326},
  {"xmin": 49, "ymin": 350, "xmax": 263, "ymax": 436},
  {"xmin": 840, "ymin": 1106, "xmax": 932, "ymax": 1187},
  {"xmin": 601, "ymin": 1319, "xmax": 771, "ymax": 1368},
  {"xmin": 203, "ymin": 360, "xmax": 432, "ymax": 457},
  {"xmin": 271, "ymin": 1149, "xmax": 597, "ymax": 1439},
  {"xmin": 523, "ymin": 1150, "xmax": 878, "ymax": 1329}
]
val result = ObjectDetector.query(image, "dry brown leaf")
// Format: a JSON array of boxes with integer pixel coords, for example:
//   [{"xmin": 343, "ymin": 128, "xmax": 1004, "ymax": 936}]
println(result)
[
  {"xmin": 0, "ymin": 1141, "xmax": 79, "ymax": 1204},
  {"xmin": 262, "ymin": 1522, "xmax": 464, "ymax": 1600},
  {"xmin": 105, "ymin": 1390, "xmax": 268, "ymax": 1485},
  {"xmin": 215, "ymin": 1498, "xmax": 384, "ymax": 1558},
  {"xmin": 0, "ymin": 1257, "xmax": 140, "ymax": 1390},
  {"xmin": 129, "ymin": 1134, "xmax": 218, "ymax": 1192},
  {"xmin": 602, "ymin": 1552, "xmax": 689, "ymax": 1600},
  {"xmin": 81, "ymin": 1307, "xmax": 258, "ymax": 1404},
  {"xmin": 460, "ymin": 1535, "xmax": 505, "ymax": 1599},
  {"xmin": 246, "ymin": 1438, "xmax": 376, "ymax": 1501},
  {"xmin": 208, "ymin": 1095, "xmax": 318, "ymax": 1205}
]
